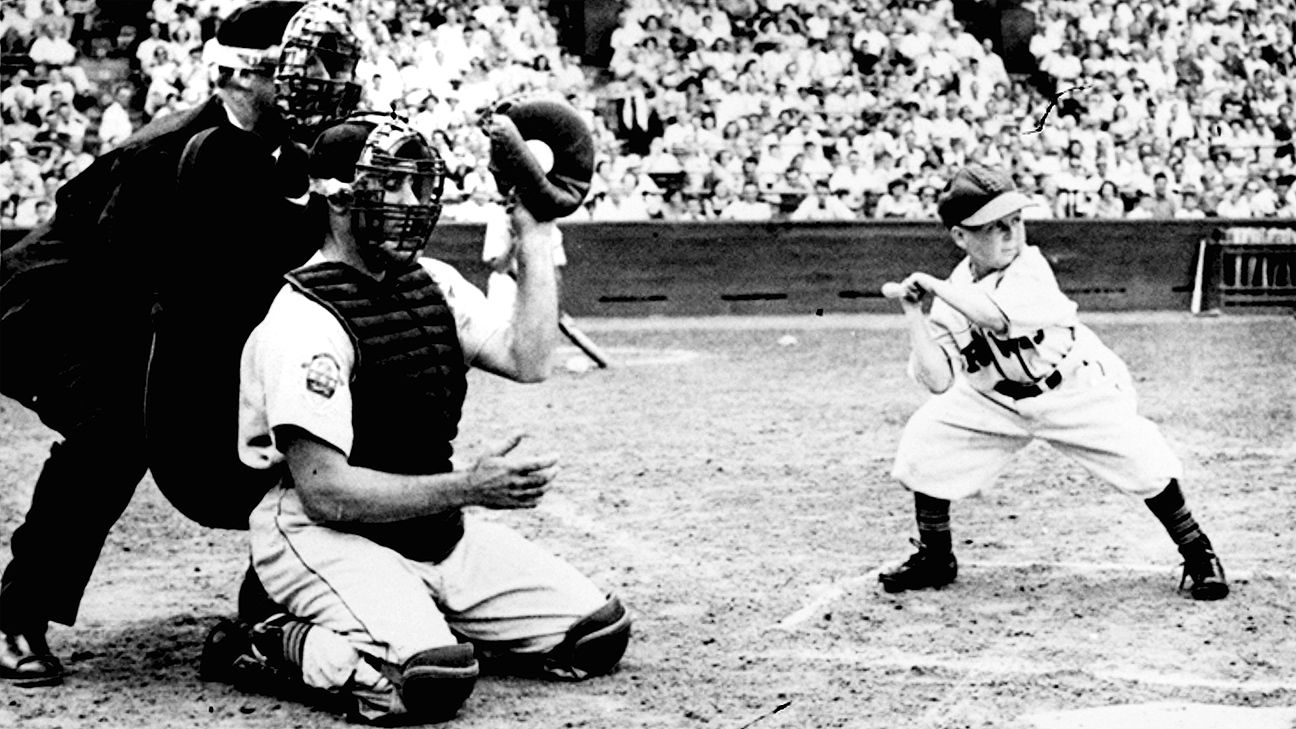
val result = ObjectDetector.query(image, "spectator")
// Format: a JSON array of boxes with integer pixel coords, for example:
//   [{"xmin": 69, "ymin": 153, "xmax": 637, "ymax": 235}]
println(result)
[
  {"xmin": 611, "ymin": 77, "xmax": 664, "ymax": 156},
  {"xmin": 1021, "ymin": 174, "xmax": 1061, "ymax": 220},
  {"xmin": 1087, "ymin": 180, "xmax": 1127, "ymax": 219},
  {"xmin": 1214, "ymin": 182, "xmax": 1252, "ymax": 218},
  {"xmin": 0, "ymin": 140, "xmax": 46, "ymax": 203},
  {"xmin": 1244, "ymin": 177, "xmax": 1279, "ymax": 217},
  {"xmin": 1145, "ymin": 171, "xmax": 1179, "ymax": 217},
  {"xmin": 1274, "ymin": 175, "xmax": 1296, "ymax": 215},
  {"xmin": 97, "ymin": 83, "xmax": 135, "ymax": 151},
  {"xmin": 915, "ymin": 184, "xmax": 940, "ymax": 219},
  {"xmin": 1124, "ymin": 193, "xmax": 1160, "ymax": 219},
  {"xmin": 1174, "ymin": 187, "xmax": 1208, "ymax": 219},
  {"xmin": 640, "ymin": 136, "xmax": 682, "ymax": 175},
  {"xmin": 28, "ymin": 19, "xmax": 76, "ymax": 66},
  {"xmin": 442, "ymin": 186, "xmax": 504, "ymax": 224},
  {"xmin": 2, "ymin": 68, "xmax": 37, "ymax": 123},
  {"xmin": 1, "ymin": 194, "xmax": 17, "ymax": 227},
  {"xmin": 590, "ymin": 181, "xmax": 650, "ymax": 220},
  {"xmin": 873, "ymin": 176, "xmax": 922, "ymax": 219},
  {"xmin": 827, "ymin": 149, "xmax": 872, "ymax": 202},
  {"xmin": 718, "ymin": 181, "xmax": 772, "ymax": 221}
]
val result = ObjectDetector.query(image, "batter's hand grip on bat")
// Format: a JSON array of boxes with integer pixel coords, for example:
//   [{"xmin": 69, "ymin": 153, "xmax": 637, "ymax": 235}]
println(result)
[{"xmin": 881, "ymin": 282, "xmax": 906, "ymax": 299}]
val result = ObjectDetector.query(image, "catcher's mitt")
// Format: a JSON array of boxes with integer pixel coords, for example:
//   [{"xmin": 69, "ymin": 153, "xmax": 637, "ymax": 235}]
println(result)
[{"xmin": 480, "ymin": 96, "xmax": 594, "ymax": 221}]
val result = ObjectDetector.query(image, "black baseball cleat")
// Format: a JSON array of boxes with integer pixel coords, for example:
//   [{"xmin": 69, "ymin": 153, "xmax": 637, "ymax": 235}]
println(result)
[
  {"xmin": 1179, "ymin": 545, "xmax": 1229, "ymax": 601},
  {"xmin": 878, "ymin": 539, "xmax": 958, "ymax": 593},
  {"xmin": 200, "ymin": 618, "xmax": 271, "ymax": 687},
  {"xmin": 0, "ymin": 627, "xmax": 64, "ymax": 688}
]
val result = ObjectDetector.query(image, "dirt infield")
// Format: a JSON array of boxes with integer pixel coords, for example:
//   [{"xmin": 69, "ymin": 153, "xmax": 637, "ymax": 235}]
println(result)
[{"xmin": 2, "ymin": 312, "xmax": 1293, "ymax": 729}]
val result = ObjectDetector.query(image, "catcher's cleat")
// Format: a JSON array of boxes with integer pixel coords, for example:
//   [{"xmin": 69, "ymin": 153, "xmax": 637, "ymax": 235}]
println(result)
[
  {"xmin": 201, "ymin": 614, "xmax": 306, "ymax": 687},
  {"xmin": 1179, "ymin": 545, "xmax": 1229, "ymax": 601},
  {"xmin": 200, "ymin": 618, "xmax": 272, "ymax": 687},
  {"xmin": 0, "ymin": 628, "xmax": 64, "ymax": 687},
  {"xmin": 878, "ymin": 539, "xmax": 958, "ymax": 594}
]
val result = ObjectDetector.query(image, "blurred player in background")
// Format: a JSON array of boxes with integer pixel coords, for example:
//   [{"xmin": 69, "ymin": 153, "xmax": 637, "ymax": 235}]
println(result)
[
  {"xmin": 878, "ymin": 164, "xmax": 1228, "ymax": 602},
  {"xmin": 0, "ymin": 0, "xmax": 361, "ymax": 685},
  {"xmin": 200, "ymin": 113, "xmax": 629, "ymax": 724}
]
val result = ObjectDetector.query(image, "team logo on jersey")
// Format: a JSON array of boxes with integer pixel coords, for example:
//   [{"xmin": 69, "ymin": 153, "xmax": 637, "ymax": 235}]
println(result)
[{"xmin": 303, "ymin": 353, "xmax": 341, "ymax": 398}]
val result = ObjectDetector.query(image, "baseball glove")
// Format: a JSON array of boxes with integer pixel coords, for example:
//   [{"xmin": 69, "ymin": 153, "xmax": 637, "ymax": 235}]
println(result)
[{"xmin": 481, "ymin": 96, "xmax": 594, "ymax": 221}]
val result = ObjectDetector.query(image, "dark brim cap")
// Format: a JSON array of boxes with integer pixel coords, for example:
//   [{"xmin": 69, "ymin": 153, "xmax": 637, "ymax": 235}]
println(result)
[
  {"xmin": 937, "ymin": 164, "xmax": 1037, "ymax": 228},
  {"xmin": 203, "ymin": 0, "xmax": 305, "ymax": 69}
]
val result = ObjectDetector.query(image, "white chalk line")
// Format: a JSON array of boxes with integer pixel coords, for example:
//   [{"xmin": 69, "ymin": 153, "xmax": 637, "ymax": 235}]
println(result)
[
  {"xmin": 533, "ymin": 490, "xmax": 674, "ymax": 566},
  {"xmin": 758, "ymin": 647, "xmax": 1296, "ymax": 694},
  {"xmin": 771, "ymin": 559, "xmax": 1261, "ymax": 632},
  {"xmin": 772, "ymin": 575, "xmax": 875, "ymax": 631}
]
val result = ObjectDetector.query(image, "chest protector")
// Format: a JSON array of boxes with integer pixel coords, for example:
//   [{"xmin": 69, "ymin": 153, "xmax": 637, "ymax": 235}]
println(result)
[{"xmin": 286, "ymin": 261, "xmax": 469, "ymax": 563}]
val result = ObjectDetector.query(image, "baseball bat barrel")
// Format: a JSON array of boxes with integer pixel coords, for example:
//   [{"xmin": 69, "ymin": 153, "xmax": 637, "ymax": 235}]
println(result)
[{"xmin": 559, "ymin": 312, "xmax": 611, "ymax": 368}]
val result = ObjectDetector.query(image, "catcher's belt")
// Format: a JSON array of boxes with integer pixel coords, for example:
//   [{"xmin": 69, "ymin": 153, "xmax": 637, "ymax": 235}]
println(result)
[{"xmin": 992, "ymin": 369, "xmax": 1063, "ymax": 400}]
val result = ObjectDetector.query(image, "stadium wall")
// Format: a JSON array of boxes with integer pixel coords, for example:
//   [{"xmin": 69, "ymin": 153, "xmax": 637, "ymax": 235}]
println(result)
[
  {"xmin": 3, "ymin": 221, "xmax": 1290, "ymax": 316},
  {"xmin": 434, "ymin": 219, "xmax": 1293, "ymax": 317}
]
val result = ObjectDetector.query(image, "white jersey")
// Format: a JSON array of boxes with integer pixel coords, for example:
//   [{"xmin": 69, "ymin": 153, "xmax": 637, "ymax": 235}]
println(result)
[
  {"xmin": 922, "ymin": 245, "xmax": 1085, "ymax": 393},
  {"xmin": 237, "ymin": 253, "xmax": 506, "ymax": 470},
  {"xmin": 894, "ymin": 244, "xmax": 1182, "ymax": 500}
]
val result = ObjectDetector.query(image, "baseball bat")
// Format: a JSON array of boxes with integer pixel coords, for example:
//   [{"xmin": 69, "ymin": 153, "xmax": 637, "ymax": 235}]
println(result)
[
  {"xmin": 559, "ymin": 312, "xmax": 611, "ymax": 368},
  {"xmin": 1190, "ymin": 237, "xmax": 1205, "ymax": 315}
]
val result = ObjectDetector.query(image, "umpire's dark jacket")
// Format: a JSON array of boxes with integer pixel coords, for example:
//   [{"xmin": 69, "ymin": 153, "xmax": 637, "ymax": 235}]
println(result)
[{"xmin": 0, "ymin": 96, "xmax": 319, "ymax": 528}]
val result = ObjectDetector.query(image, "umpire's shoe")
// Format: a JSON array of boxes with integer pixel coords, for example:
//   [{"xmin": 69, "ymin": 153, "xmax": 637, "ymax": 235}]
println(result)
[
  {"xmin": 1179, "ymin": 539, "xmax": 1229, "ymax": 601},
  {"xmin": 0, "ymin": 627, "xmax": 64, "ymax": 687},
  {"xmin": 878, "ymin": 539, "xmax": 958, "ymax": 593}
]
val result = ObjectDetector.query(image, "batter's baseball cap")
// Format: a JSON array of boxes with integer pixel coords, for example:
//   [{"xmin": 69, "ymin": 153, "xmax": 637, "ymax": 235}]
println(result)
[{"xmin": 937, "ymin": 164, "xmax": 1036, "ymax": 228}]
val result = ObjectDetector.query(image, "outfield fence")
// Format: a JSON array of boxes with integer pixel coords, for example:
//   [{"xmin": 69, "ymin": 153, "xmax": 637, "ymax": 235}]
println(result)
[{"xmin": 5, "ymin": 219, "xmax": 1295, "ymax": 316}]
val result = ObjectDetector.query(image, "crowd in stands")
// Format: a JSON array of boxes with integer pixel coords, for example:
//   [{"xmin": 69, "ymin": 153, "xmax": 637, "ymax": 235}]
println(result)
[
  {"xmin": 595, "ymin": 0, "xmax": 1296, "ymax": 221},
  {"xmin": 2, "ymin": 0, "xmax": 1295, "ymax": 229}
]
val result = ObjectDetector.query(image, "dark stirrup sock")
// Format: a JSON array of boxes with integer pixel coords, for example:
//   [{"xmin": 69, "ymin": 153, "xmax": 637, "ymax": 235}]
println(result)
[
  {"xmin": 915, "ymin": 491, "xmax": 953, "ymax": 554},
  {"xmin": 1143, "ymin": 479, "xmax": 1207, "ymax": 548}
]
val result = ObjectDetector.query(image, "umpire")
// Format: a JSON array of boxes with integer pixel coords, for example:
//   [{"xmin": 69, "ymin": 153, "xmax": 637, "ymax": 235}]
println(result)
[{"xmin": 0, "ymin": 0, "xmax": 361, "ymax": 685}]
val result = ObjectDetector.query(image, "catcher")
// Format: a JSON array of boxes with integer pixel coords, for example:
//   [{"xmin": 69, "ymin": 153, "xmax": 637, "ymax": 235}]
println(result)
[
  {"xmin": 0, "ymin": 0, "xmax": 362, "ymax": 685},
  {"xmin": 199, "ymin": 110, "xmax": 628, "ymax": 724},
  {"xmin": 878, "ymin": 164, "xmax": 1228, "ymax": 601}
]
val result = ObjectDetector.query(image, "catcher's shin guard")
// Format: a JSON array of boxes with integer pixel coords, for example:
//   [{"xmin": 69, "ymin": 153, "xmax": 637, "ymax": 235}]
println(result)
[
  {"xmin": 539, "ymin": 595, "xmax": 632, "ymax": 681},
  {"xmin": 379, "ymin": 644, "xmax": 479, "ymax": 722}
]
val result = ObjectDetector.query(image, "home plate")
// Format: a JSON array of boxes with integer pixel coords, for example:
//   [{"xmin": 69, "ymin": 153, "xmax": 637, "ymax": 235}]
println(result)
[{"xmin": 1020, "ymin": 701, "xmax": 1296, "ymax": 729}]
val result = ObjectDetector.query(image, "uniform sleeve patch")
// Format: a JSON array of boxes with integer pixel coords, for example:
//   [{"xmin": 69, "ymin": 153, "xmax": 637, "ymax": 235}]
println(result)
[{"xmin": 303, "ymin": 353, "xmax": 342, "ymax": 398}]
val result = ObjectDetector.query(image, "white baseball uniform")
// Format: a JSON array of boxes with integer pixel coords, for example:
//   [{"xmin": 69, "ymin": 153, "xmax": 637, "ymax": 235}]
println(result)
[
  {"xmin": 891, "ymin": 245, "xmax": 1183, "ymax": 501},
  {"xmin": 238, "ymin": 253, "xmax": 606, "ymax": 720}
]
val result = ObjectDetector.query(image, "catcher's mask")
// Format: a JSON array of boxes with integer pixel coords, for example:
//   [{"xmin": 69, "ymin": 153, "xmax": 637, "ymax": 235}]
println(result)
[
  {"xmin": 274, "ymin": 1, "xmax": 363, "ymax": 138},
  {"xmin": 309, "ymin": 114, "xmax": 447, "ymax": 269}
]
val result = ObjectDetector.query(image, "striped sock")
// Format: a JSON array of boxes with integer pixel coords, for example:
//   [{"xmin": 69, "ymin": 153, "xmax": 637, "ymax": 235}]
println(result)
[
  {"xmin": 1144, "ymin": 479, "xmax": 1207, "ymax": 548},
  {"xmin": 251, "ymin": 614, "xmax": 311, "ymax": 672},
  {"xmin": 915, "ymin": 491, "xmax": 952, "ymax": 554},
  {"xmin": 279, "ymin": 617, "xmax": 311, "ymax": 669}
]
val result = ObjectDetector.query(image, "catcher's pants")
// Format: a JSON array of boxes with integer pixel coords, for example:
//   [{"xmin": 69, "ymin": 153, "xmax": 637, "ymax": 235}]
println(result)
[
  {"xmin": 249, "ymin": 484, "xmax": 607, "ymax": 719},
  {"xmin": 891, "ymin": 348, "xmax": 1182, "ymax": 501}
]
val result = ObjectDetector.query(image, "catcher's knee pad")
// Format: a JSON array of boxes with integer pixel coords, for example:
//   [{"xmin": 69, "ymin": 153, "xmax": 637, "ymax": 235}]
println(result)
[
  {"xmin": 540, "ymin": 596, "xmax": 632, "ymax": 681},
  {"xmin": 397, "ymin": 643, "xmax": 480, "ymax": 722}
]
